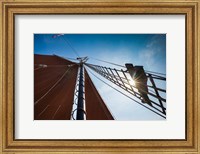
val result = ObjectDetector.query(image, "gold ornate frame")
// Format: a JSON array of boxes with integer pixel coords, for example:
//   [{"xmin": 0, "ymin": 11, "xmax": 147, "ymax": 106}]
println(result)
[{"xmin": 0, "ymin": 0, "xmax": 199, "ymax": 153}]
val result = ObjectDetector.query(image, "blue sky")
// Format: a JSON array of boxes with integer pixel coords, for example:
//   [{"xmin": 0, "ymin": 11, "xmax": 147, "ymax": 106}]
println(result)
[{"xmin": 34, "ymin": 34, "xmax": 166, "ymax": 120}]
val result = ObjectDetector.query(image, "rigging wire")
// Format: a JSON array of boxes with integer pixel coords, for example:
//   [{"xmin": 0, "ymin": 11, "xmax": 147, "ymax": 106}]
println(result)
[
  {"xmin": 146, "ymin": 71, "xmax": 166, "ymax": 76},
  {"xmin": 85, "ymin": 63, "xmax": 165, "ymax": 96},
  {"xmin": 89, "ymin": 57, "xmax": 126, "ymax": 68},
  {"xmin": 35, "ymin": 38, "xmax": 79, "ymax": 65},
  {"xmin": 53, "ymin": 55, "xmax": 78, "ymax": 65},
  {"xmin": 89, "ymin": 57, "xmax": 166, "ymax": 76},
  {"xmin": 85, "ymin": 66, "xmax": 165, "ymax": 119},
  {"xmin": 34, "ymin": 65, "xmax": 73, "ymax": 105},
  {"xmin": 85, "ymin": 64, "xmax": 166, "ymax": 111},
  {"xmin": 35, "ymin": 35, "xmax": 62, "ymax": 56},
  {"xmin": 63, "ymin": 57, "xmax": 79, "ymax": 61},
  {"xmin": 60, "ymin": 35, "xmax": 80, "ymax": 57}
]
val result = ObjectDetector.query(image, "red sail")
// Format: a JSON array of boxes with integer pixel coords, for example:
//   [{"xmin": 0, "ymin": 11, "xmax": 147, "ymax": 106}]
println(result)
[
  {"xmin": 84, "ymin": 70, "xmax": 114, "ymax": 120},
  {"xmin": 34, "ymin": 54, "xmax": 114, "ymax": 120},
  {"xmin": 34, "ymin": 54, "xmax": 78, "ymax": 120}
]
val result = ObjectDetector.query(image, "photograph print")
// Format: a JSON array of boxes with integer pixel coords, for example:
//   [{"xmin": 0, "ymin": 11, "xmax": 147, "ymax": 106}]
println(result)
[{"xmin": 34, "ymin": 34, "xmax": 166, "ymax": 120}]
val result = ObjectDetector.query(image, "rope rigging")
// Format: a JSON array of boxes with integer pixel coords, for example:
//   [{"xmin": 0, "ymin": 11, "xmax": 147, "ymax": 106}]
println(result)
[
  {"xmin": 60, "ymin": 36, "xmax": 80, "ymax": 57},
  {"xmin": 63, "ymin": 57, "xmax": 79, "ymax": 62},
  {"xmin": 38, "ymin": 34, "xmax": 167, "ymax": 120},
  {"xmin": 89, "ymin": 57, "xmax": 126, "ymax": 68},
  {"xmin": 86, "ymin": 67, "xmax": 166, "ymax": 119},
  {"xmin": 85, "ymin": 62, "xmax": 166, "ymax": 118},
  {"xmin": 89, "ymin": 57, "xmax": 166, "ymax": 76},
  {"xmin": 52, "ymin": 34, "xmax": 80, "ymax": 58}
]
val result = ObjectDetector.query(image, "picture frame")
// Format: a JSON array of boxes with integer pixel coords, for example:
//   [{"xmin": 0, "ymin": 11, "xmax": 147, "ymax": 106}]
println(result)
[{"xmin": 0, "ymin": 0, "xmax": 199, "ymax": 153}]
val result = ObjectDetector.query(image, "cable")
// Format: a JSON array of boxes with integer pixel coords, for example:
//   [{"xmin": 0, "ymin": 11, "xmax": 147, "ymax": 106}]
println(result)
[
  {"xmin": 145, "ymin": 70, "xmax": 166, "ymax": 76},
  {"xmin": 86, "ymin": 67, "xmax": 166, "ymax": 119},
  {"xmin": 51, "ymin": 34, "xmax": 80, "ymax": 58},
  {"xmin": 84, "ymin": 67, "xmax": 116, "ymax": 120},
  {"xmin": 86, "ymin": 63, "xmax": 166, "ymax": 101},
  {"xmin": 61, "ymin": 36, "xmax": 80, "ymax": 57},
  {"xmin": 53, "ymin": 55, "xmax": 78, "ymax": 65},
  {"xmin": 89, "ymin": 57, "xmax": 126, "ymax": 68},
  {"xmin": 86, "ymin": 64, "xmax": 166, "ymax": 111},
  {"xmin": 89, "ymin": 57, "xmax": 166, "ymax": 76},
  {"xmin": 64, "ymin": 57, "xmax": 79, "ymax": 61},
  {"xmin": 34, "ymin": 66, "xmax": 72, "ymax": 105}
]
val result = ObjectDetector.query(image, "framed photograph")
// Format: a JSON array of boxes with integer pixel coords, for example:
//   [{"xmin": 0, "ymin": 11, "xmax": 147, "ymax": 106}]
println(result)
[{"xmin": 0, "ymin": 0, "xmax": 199, "ymax": 153}]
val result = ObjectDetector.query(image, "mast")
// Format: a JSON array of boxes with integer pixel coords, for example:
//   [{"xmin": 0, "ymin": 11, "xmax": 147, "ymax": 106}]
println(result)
[
  {"xmin": 76, "ymin": 63, "xmax": 86, "ymax": 120},
  {"xmin": 75, "ymin": 57, "xmax": 88, "ymax": 120}
]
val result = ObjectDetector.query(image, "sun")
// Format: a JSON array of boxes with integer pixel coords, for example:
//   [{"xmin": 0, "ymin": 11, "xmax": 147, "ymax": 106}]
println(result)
[{"xmin": 129, "ymin": 78, "xmax": 135, "ymax": 86}]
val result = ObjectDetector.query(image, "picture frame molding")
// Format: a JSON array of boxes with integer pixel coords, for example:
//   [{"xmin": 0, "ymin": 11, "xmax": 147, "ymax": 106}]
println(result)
[{"xmin": 0, "ymin": 0, "xmax": 199, "ymax": 153}]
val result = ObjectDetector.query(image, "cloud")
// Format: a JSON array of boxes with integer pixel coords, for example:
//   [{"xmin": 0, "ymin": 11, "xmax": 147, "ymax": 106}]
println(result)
[
  {"xmin": 138, "ymin": 34, "xmax": 166, "ymax": 71},
  {"xmin": 146, "ymin": 35, "xmax": 165, "ymax": 48},
  {"xmin": 84, "ymin": 34, "xmax": 166, "ymax": 120},
  {"xmin": 139, "ymin": 49, "xmax": 156, "ymax": 67}
]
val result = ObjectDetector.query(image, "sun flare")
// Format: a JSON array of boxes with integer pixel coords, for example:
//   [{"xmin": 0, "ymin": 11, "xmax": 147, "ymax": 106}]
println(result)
[{"xmin": 129, "ymin": 79, "xmax": 135, "ymax": 86}]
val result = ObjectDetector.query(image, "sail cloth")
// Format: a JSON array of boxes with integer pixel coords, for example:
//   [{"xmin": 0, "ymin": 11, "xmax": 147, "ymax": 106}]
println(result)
[
  {"xmin": 84, "ymin": 70, "xmax": 114, "ymax": 120},
  {"xmin": 34, "ymin": 54, "xmax": 114, "ymax": 120},
  {"xmin": 34, "ymin": 54, "xmax": 78, "ymax": 120}
]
